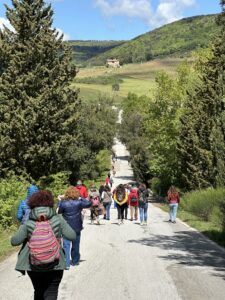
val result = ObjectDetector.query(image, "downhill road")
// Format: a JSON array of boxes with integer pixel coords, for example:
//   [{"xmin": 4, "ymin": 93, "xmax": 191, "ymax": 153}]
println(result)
[{"xmin": 1, "ymin": 138, "xmax": 225, "ymax": 300}]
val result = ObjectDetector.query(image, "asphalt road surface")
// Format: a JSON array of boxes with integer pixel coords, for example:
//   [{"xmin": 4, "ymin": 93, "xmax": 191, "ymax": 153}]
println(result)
[{"xmin": 1, "ymin": 138, "xmax": 225, "ymax": 300}]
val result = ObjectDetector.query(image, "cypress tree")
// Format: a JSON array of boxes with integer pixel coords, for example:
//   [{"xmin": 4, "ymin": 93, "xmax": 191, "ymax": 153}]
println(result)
[
  {"xmin": 178, "ymin": 0, "xmax": 225, "ymax": 190},
  {"xmin": 0, "ymin": 0, "xmax": 79, "ymax": 179}
]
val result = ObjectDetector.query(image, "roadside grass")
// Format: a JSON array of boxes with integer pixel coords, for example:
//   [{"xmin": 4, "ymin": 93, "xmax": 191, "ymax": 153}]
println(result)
[
  {"xmin": 0, "ymin": 229, "xmax": 19, "ymax": 262},
  {"xmin": 159, "ymin": 203, "xmax": 225, "ymax": 248}
]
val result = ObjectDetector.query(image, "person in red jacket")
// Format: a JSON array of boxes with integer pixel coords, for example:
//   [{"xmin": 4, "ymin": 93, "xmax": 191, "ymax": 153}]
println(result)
[
  {"xmin": 76, "ymin": 180, "xmax": 88, "ymax": 199},
  {"xmin": 128, "ymin": 188, "xmax": 139, "ymax": 221}
]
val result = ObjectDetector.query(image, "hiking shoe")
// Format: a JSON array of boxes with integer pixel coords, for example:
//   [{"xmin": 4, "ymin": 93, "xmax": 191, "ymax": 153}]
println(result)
[{"xmin": 172, "ymin": 220, "xmax": 176, "ymax": 224}]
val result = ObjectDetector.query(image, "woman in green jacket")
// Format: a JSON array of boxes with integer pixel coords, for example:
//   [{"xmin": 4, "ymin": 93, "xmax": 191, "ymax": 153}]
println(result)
[{"xmin": 11, "ymin": 190, "xmax": 76, "ymax": 300}]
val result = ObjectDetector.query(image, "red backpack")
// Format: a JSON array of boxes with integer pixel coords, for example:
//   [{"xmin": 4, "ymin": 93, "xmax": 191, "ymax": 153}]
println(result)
[{"xmin": 28, "ymin": 220, "xmax": 60, "ymax": 270}]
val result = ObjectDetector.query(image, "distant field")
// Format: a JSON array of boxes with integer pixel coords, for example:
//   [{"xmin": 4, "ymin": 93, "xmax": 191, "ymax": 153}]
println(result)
[{"xmin": 74, "ymin": 58, "xmax": 183, "ymax": 101}]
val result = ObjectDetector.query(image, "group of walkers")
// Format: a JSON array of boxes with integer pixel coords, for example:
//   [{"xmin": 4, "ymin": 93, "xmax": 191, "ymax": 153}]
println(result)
[{"xmin": 11, "ymin": 172, "xmax": 180, "ymax": 300}]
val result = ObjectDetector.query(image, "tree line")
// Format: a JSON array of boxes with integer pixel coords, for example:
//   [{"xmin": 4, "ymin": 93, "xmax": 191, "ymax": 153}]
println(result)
[
  {"xmin": 0, "ymin": 0, "xmax": 117, "ymax": 184},
  {"xmin": 119, "ymin": 1, "xmax": 225, "ymax": 194}
]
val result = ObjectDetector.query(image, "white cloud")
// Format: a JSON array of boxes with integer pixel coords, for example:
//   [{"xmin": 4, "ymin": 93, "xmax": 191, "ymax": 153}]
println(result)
[
  {"xmin": 95, "ymin": 0, "xmax": 152, "ymax": 22},
  {"xmin": 94, "ymin": 0, "xmax": 196, "ymax": 28},
  {"xmin": 0, "ymin": 17, "xmax": 14, "ymax": 32}
]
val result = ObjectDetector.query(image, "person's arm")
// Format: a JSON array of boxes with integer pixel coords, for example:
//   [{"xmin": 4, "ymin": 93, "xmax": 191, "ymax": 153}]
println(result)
[
  {"xmin": 16, "ymin": 201, "xmax": 24, "ymax": 222},
  {"xmin": 11, "ymin": 224, "xmax": 28, "ymax": 246},
  {"xmin": 59, "ymin": 216, "xmax": 76, "ymax": 241},
  {"xmin": 101, "ymin": 191, "xmax": 105, "ymax": 200},
  {"xmin": 58, "ymin": 201, "xmax": 64, "ymax": 214},
  {"xmin": 80, "ymin": 198, "xmax": 92, "ymax": 209}
]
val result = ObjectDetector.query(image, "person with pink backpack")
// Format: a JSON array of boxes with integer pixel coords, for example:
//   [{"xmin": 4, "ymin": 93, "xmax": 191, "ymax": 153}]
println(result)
[
  {"xmin": 89, "ymin": 185, "xmax": 102, "ymax": 224},
  {"xmin": 11, "ymin": 190, "xmax": 76, "ymax": 299}
]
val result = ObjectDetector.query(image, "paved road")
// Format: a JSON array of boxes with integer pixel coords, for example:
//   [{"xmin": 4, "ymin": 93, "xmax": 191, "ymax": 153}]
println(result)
[{"xmin": 1, "ymin": 138, "xmax": 225, "ymax": 300}]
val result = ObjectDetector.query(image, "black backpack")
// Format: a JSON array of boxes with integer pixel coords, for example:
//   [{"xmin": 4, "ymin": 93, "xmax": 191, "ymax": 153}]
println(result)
[{"xmin": 116, "ymin": 187, "xmax": 125, "ymax": 202}]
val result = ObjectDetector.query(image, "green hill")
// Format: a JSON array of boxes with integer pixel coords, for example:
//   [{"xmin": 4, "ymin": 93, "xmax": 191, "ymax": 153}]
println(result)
[
  {"xmin": 85, "ymin": 14, "xmax": 219, "ymax": 66},
  {"xmin": 68, "ymin": 40, "xmax": 125, "ymax": 65}
]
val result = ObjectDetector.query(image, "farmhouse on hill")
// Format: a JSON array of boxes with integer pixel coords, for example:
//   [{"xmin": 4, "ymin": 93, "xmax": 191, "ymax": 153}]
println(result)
[{"xmin": 106, "ymin": 58, "xmax": 120, "ymax": 68}]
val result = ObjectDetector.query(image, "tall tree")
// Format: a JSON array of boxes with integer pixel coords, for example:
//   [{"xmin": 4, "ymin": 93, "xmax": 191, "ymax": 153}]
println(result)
[
  {"xmin": 178, "ymin": 0, "xmax": 225, "ymax": 190},
  {"xmin": 0, "ymin": 0, "xmax": 79, "ymax": 179}
]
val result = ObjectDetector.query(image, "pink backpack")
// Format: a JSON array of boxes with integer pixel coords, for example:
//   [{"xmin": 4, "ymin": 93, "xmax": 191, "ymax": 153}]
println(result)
[
  {"xmin": 28, "ymin": 220, "xmax": 60, "ymax": 269},
  {"xmin": 92, "ymin": 196, "xmax": 100, "ymax": 206}
]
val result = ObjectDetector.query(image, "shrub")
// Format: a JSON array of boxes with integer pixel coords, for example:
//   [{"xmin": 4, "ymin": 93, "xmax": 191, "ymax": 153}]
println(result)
[
  {"xmin": 112, "ymin": 83, "xmax": 120, "ymax": 91},
  {"xmin": 96, "ymin": 149, "xmax": 111, "ymax": 175},
  {"xmin": 150, "ymin": 177, "xmax": 162, "ymax": 195},
  {"xmin": 0, "ymin": 176, "xmax": 28, "ymax": 228},
  {"xmin": 219, "ymin": 199, "xmax": 225, "ymax": 231},
  {"xmin": 180, "ymin": 188, "xmax": 225, "ymax": 222},
  {"xmin": 75, "ymin": 75, "xmax": 123, "ymax": 85},
  {"xmin": 37, "ymin": 172, "xmax": 71, "ymax": 199}
]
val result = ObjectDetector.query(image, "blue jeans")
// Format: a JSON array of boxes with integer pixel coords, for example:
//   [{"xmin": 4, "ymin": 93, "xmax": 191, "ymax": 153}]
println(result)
[
  {"xmin": 139, "ymin": 203, "xmax": 148, "ymax": 222},
  {"xmin": 169, "ymin": 203, "xmax": 178, "ymax": 221},
  {"xmin": 63, "ymin": 232, "xmax": 81, "ymax": 268},
  {"xmin": 103, "ymin": 202, "xmax": 111, "ymax": 220}
]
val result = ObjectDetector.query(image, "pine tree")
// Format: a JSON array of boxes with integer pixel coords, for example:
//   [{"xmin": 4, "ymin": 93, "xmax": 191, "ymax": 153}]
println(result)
[
  {"xmin": 0, "ymin": 0, "xmax": 79, "ymax": 179},
  {"xmin": 178, "ymin": 0, "xmax": 225, "ymax": 190}
]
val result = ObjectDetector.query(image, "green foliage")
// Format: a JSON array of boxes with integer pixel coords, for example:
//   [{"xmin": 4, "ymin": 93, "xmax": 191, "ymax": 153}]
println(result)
[
  {"xmin": 0, "ymin": 176, "xmax": 28, "ymax": 228},
  {"xmin": 66, "ymin": 95, "xmax": 117, "ymax": 183},
  {"xmin": 37, "ymin": 172, "xmax": 71, "ymax": 199},
  {"xmin": 112, "ymin": 83, "xmax": 120, "ymax": 91},
  {"xmin": 150, "ymin": 178, "xmax": 162, "ymax": 195},
  {"xmin": 178, "ymin": 4, "xmax": 225, "ymax": 190},
  {"xmin": 220, "ymin": 199, "xmax": 225, "ymax": 231},
  {"xmin": 119, "ymin": 93, "xmax": 152, "ymax": 184},
  {"xmin": 119, "ymin": 62, "xmax": 197, "ymax": 189},
  {"xmin": 87, "ymin": 15, "xmax": 219, "ymax": 66},
  {"xmin": 0, "ymin": 229, "xmax": 19, "ymax": 262},
  {"xmin": 180, "ymin": 188, "xmax": 225, "ymax": 222},
  {"xmin": 0, "ymin": 0, "xmax": 79, "ymax": 180},
  {"xmin": 75, "ymin": 75, "xmax": 123, "ymax": 85},
  {"xmin": 95, "ymin": 149, "xmax": 111, "ymax": 175}
]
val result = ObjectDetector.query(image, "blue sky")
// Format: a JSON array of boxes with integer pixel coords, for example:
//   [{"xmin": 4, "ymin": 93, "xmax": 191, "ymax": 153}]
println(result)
[{"xmin": 0, "ymin": 0, "xmax": 222, "ymax": 41}]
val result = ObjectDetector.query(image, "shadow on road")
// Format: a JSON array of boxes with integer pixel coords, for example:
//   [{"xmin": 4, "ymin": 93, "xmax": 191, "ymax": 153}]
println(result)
[
  {"xmin": 115, "ymin": 175, "xmax": 134, "ymax": 181},
  {"xmin": 127, "ymin": 230, "xmax": 225, "ymax": 279},
  {"xmin": 116, "ymin": 155, "xmax": 129, "ymax": 161}
]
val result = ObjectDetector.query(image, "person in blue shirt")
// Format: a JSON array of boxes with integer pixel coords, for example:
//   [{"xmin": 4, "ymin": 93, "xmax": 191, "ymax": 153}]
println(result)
[
  {"xmin": 58, "ymin": 186, "xmax": 91, "ymax": 269},
  {"xmin": 17, "ymin": 184, "xmax": 39, "ymax": 223}
]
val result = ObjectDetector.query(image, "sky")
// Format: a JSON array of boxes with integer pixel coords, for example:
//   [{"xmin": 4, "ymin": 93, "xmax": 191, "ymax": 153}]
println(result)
[{"xmin": 0, "ymin": 0, "xmax": 222, "ymax": 41}]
